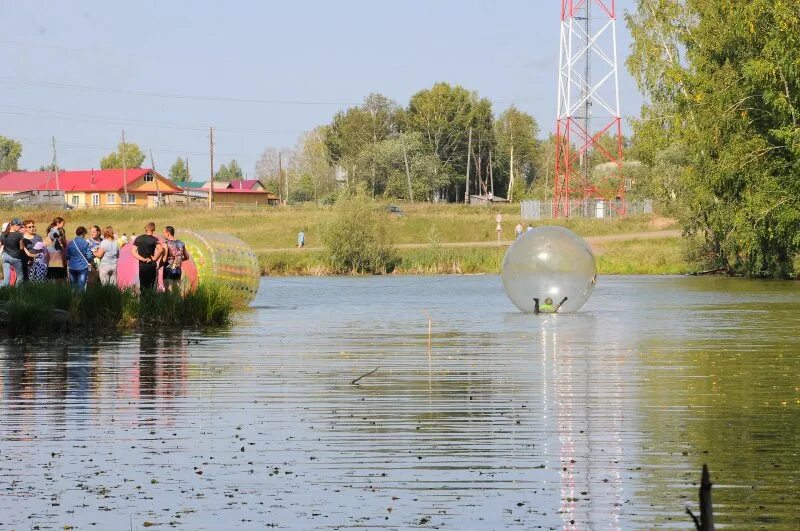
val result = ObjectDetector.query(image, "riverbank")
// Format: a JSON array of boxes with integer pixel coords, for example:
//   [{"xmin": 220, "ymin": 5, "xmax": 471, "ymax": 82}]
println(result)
[
  {"xmin": 0, "ymin": 283, "xmax": 238, "ymax": 336},
  {"xmin": 259, "ymin": 234, "xmax": 688, "ymax": 276},
  {"xmin": 0, "ymin": 204, "xmax": 687, "ymax": 275}
]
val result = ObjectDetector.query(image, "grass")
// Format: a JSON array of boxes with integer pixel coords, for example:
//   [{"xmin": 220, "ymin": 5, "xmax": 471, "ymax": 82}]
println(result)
[
  {"xmin": 1, "ymin": 203, "xmax": 685, "ymax": 276},
  {"xmin": 0, "ymin": 203, "xmax": 677, "ymax": 251},
  {"xmin": 256, "ymin": 236, "xmax": 689, "ymax": 276},
  {"xmin": 0, "ymin": 282, "xmax": 239, "ymax": 336}
]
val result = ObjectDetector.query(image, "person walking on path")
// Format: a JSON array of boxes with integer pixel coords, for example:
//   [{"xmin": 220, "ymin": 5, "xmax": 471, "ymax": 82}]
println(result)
[
  {"xmin": 1, "ymin": 219, "xmax": 26, "ymax": 286},
  {"xmin": 162, "ymin": 226, "xmax": 189, "ymax": 292},
  {"xmin": 65, "ymin": 226, "xmax": 95, "ymax": 292},
  {"xmin": 297, "ymin": 229, "xmax": 305, "ymax": 248},
  {"xmin": 131, "ymin": 222, "xmax": 162, "ymax": 291},
  {"xmin": 94, "ymin": 226, "xmax": 120, "ymax": 286},
  {"xmin": 514, "ymin": 223, "xmax": 523, "ymax": 239}
]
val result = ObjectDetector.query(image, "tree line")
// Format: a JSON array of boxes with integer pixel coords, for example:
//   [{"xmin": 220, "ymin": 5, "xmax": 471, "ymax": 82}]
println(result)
[{"xmin": 627, "ymin": 0, "xmax": 800, "ymax": 277}]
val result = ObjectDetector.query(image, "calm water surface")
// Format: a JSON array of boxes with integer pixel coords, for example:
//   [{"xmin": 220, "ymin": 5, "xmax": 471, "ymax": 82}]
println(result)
[{"xmin": 1, "ymin": 275, "xmax": 798, "ymax": 529}]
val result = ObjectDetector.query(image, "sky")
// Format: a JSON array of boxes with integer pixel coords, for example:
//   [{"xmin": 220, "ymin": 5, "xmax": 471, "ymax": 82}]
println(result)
[{"xmin": 1, "ymin": 0, "xmax": 643, "ymax": 177}]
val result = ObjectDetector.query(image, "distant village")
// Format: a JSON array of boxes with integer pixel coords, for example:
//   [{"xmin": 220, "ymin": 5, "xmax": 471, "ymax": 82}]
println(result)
[{"xmin": 0, "ymin": 169, "xmax": 279, "ymax": 208}]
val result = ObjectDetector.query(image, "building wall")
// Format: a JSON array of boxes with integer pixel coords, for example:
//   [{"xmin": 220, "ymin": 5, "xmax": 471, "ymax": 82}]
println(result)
[
  {"xmin": 66, "ymin": 191, "xmax": 160, "ymax": 208},
  {"xmin": 212, "ymin": 192, "xmax": 277, "ymax": 205}
]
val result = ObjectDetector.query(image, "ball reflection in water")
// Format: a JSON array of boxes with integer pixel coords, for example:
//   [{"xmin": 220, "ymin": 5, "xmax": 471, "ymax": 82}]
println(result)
[{"xmin": 501, "ymin": 226, "xmax": 596, "ymax": 313}]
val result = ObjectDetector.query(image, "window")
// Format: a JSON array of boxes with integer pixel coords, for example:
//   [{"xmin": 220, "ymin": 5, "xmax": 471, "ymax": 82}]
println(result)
[
  {"xmin": 92, "ymin": 193, "xmax": 100, "ymax": 206},
  {"xmin": 127, "ymin": 193, "xmax": 136, "ymax": 204},
  {"xmin": 144, "ymin": 173, "xmax": 154, "ymax": 182},
  {"xmin": 71, "ymin": 195, "xmax": 79, "ymax": 206},
  {"xmin": 107, "ymin": 193, "xmax": 116, "ymax": 204}
]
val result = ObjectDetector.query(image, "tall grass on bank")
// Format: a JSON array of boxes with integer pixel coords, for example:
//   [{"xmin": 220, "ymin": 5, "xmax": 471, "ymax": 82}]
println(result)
[
  {"xmin": 258, "ymin": 237, "xmax": 688, "ymax": 276},
  {"xmin": 0, "ymin": 282, "xmax": 238, "ymax": 336}
]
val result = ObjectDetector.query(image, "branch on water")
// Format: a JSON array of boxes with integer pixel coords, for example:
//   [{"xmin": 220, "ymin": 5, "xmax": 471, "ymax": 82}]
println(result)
[{"xmin": 350, "ymin": 367, "xmax": 380, "ymax": 385}]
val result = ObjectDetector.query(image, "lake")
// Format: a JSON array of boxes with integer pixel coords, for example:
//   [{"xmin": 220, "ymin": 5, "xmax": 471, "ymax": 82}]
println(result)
[{"xmin": 1, "ymin": 275, "xmax": 798, "ymax": 529}]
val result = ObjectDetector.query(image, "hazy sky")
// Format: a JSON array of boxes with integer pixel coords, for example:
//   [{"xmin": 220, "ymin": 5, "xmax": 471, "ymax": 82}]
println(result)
[{"xmin": 1, "ymin": 0, "xmax": 642, "ymax": 177}]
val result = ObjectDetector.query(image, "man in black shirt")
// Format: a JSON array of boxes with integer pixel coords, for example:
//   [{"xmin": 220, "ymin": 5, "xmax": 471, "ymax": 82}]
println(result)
[
  {"xmin": 1, "ymin": 218, "xmax": 25, "ymax": 286},
  {"xmin": 131, "ymin": 222, "xmax": 163, "ymax": 291}
]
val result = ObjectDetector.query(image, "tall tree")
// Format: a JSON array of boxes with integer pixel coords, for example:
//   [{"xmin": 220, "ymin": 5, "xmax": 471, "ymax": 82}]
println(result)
[
  {"xmin": 168, "ymin": 157, "xmax": 190, "ymax": 182},
  {"xmin": 493, "ymin": 106, "xmax": 541, "ymax": 200},
  {"xmin": 100, "ymin": 142, "xmax": 145, "ymax": 169},
  {"xmin": 215, "ymin": 159, "xmax": 244, "ymax": 181},
  {"xmin": 0, "ymin": 135, "xmax": 22, "ymax": 172},
  {"xmin": 403, "ymin": 83, "xmax": 494, "ymax": 201},
  {"xmin": 627, "ymin": 0, "xmax": 800, "ymax": 277},
  {"xmin": 294, "ymin": 127, "xmax": 336, "ymax": 203},
  {"xmin": 324, "ymin": 93, "xmax": 399, "ymax": 192}
]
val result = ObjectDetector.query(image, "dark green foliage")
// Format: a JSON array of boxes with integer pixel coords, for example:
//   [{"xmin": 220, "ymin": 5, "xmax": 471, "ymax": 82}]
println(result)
[
  {"xmin": 320, "ymin": 188, "xmax": 397, "ymax": 274},
  {"xmin": 627, "ymin": 1, "xmax": 800, "ymax": 277},
  {"xmin": 0, "ymin": 282, "xmax": 237, "ymax": 336}
]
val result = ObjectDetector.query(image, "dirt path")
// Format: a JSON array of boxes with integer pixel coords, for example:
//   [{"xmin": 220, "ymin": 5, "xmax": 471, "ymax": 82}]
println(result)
[{"xmin": 255, "ymin": 229, "xmax": 681, "ymax": 253}]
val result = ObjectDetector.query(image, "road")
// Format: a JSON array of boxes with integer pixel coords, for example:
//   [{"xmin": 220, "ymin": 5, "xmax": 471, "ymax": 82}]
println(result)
[{"xmin": 255, "ymin": 229, "xmax": 682, "ymax": 253}]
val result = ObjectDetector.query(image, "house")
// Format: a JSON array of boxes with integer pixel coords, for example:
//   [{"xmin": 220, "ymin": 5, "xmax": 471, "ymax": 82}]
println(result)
[
  {"xmin": 0, "ymin": 169, "xmax": 182, "ymax": 208},
  {"xmin": 177, "ymin": 179, "xmax": 279, "ymax": 205}
]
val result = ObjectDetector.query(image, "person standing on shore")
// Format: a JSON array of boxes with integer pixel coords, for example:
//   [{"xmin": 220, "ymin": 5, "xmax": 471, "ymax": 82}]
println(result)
[
  {"xmin": 21, "ymin": 220, "xmax": 42, "ymax": 282},
  {"xmin": 45, "ymin": 217, "xmax": 67, "ymax": 282},
  {"xmin": 65, "ymin": 226, "xmax": 95, "ymax": 292},
  {"xmin": 95, "ymin": 226, "xmax": 120, "ymax": 286},
  {"xmin": 1, "ymin": 219, "xmax": 25, "ymax": 286},
  {"xmin": 131, "ymin": 222, "xmax": 162, "ymax": 291},
  {"xmin": 162, "ymin": 226, "xmax": 188, "ymax": 292}
]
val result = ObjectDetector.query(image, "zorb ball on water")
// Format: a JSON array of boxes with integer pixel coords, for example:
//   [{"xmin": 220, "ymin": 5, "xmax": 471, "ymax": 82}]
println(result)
[
  {"xmin": 117, "ymin": 230, "xmax": 260, "ymax": 305},
  {"xmin": 501, "ymin": 226, "xmax": 596, "ymax": 313}
]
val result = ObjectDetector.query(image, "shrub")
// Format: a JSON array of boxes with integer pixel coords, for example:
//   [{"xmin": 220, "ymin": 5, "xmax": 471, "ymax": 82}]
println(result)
[{"xmin": 320, "ymin": 188, "xmax": 397, "ymax": 274}]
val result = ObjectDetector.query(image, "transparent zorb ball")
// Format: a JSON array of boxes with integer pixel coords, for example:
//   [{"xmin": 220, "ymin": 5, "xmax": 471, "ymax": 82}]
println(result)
[{"xmin": 501, "ymin": 226, "xmax": 596, "ymax": 313}]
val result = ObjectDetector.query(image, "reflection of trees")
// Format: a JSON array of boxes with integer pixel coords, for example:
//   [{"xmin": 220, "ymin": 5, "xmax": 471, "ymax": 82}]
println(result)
[{"xmin": 638, "ymin": 296, "xmax": 800, "ymax": 528}]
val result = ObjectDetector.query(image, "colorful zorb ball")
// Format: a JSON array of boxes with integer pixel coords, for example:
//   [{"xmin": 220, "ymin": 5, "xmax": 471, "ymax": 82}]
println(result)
[
  {"xmin": 501, "ymin": 226, "xmax": 596, "ymax": 313},
  {"xmin": 117, "ymin": 230, "xmax": 260, "ymax": 305}
]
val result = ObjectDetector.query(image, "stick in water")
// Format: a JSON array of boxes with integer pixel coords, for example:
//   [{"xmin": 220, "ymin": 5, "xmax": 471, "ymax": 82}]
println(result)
[{"xmin": 351, "ymin": 367, "xmax": 380, "ymax": 385}]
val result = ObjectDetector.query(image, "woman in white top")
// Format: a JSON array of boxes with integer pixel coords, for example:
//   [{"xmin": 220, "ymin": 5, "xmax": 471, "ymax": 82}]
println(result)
[{"xmin": 94, "ymin": 226, "xmax": 120, "ymax": 286}]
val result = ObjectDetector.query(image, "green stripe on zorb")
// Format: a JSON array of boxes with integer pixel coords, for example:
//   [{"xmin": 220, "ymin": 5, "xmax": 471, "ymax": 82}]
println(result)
[{"xmin": 180, "ymin": 230, "xmax": 260, "ymax": 305}]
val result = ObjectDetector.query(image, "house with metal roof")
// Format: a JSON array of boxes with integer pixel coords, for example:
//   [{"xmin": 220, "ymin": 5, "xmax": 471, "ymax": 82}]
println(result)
[{"xmin": 0, "ymin": 168, "xmax": 182, "ymax": 208}]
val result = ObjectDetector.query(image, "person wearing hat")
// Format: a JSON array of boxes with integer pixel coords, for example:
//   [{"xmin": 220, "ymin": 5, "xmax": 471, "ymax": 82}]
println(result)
[{"xmin": 1, "ymin": 219, "xmax": 26, "ymax": 286}]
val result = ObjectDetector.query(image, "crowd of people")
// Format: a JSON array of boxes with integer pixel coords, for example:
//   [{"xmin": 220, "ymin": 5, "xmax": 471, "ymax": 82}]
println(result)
[{"xmin": 0, "ymin": 218, "xmax": 189, "ymax": 293}]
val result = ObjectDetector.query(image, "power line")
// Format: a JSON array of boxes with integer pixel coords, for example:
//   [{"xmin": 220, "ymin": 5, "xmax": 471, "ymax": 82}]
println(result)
[
  {"xmin": 0, "ymin": 104, "xmax": 306, "ymax": 135},
  {"xmin": 0, "ymin": 76, "xmax": 355, "ymax": 106}
]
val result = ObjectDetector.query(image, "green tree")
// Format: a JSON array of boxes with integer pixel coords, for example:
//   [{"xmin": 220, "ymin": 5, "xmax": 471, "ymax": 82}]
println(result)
[
  {"xmin": 215, "ymin": 159, "xmax": 244, "ymax": 181},
  {"xmin": 100, "ymin": 142, "xmax": 146, "ymax": 169},
  {"xmin": 38, "ymin": 163, "xmax": 64, "ymax": 172},
  {"xmin": 403, "ymin": 83, "xmax": 494, "ymax": 201},
  {"xmin": 324, "ymin": 93, "xmax": 399, "ymax": 193},
  {"xmin": 627, "ymin": 0, "xmax": 800, "ymax": 277},
  {"xmin": 0, "ymin": 135, "xmax": 22, "ymax": 172},
  {"xmin": 320, "ymin": 186, "xmax": 397, "ymax": 274},
  {"xmin": 294, "ymin": 127, "xmax": 336, "ymax": 203},
  {"xmin": 168, "ymin": 157, "xmax": 190, "ymax": 182},
  {"xmin": 493, "ymin": 106, "xmax": 541, "ymax": 200}
]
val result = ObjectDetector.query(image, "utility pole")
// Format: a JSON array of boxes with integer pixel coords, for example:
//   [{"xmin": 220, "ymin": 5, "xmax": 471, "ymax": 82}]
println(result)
[
  {"xmin": 121, "ymin": 130, "xmax": 128, "ymax": 207},
  {"xmin": 51, "ymin": 136, "xmax": 60, "ymax": 202},
  {"xmin": 508, "ymin": 130, "xmax": 515, "ymax": 201},
  {"xmin": 401, "ymin": 133, "xmax": 413, "ymax": 202},
  {"xmin": 185, "ymin": 156, "xmax": 190, "ymax": 205},
  {"xmin": 464, "ymin": 127, "xmax": 472, "ymax": 204},
  {"xmin": 489, "ymin": 150, "xmax": 494, "ymax": 197},
  {"xmin": 278, "ymin": 151, "xmax": 284, "ymax": 205},
  {"xmin": 208, "ymin": 127, "xmax": 214, "ymax": 209},
  {"xmin": 149, "ymin": 150, "xmax": 162, "ymax": 207}
]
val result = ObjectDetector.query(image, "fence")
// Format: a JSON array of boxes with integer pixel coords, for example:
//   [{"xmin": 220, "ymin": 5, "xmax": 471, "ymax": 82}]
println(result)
[{"xmin": 520, "ymin": 199, "xmax": 653, "ymax": 220}]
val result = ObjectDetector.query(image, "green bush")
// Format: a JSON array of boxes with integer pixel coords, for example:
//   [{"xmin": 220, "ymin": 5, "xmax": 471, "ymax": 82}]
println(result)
[{"xmin": 320, "ymin": 188, "xmax": 397, "ymax": 274}]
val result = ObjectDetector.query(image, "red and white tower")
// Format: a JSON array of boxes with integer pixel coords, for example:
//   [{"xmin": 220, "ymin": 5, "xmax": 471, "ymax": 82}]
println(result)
[{"xmin": 554, "ymin": 0, "xmax": 625, "ymax": 217}]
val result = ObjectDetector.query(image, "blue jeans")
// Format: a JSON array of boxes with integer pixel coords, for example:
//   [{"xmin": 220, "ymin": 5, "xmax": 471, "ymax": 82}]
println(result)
[
  {"xmin": 1, "ymin": 254, "xmax": 24, "ymax": 287},
  {"xmin": 68, "ymin": 268, "xmax": 89, "ymax": 292}
]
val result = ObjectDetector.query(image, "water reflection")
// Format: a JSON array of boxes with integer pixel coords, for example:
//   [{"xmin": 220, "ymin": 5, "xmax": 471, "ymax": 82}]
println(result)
[{"xmin": 0, "ymin": 275, "xmax": 798, "ymax": 528}]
